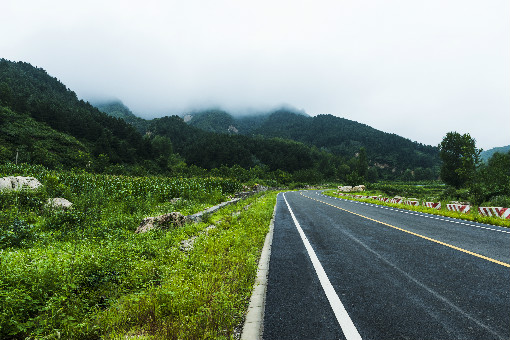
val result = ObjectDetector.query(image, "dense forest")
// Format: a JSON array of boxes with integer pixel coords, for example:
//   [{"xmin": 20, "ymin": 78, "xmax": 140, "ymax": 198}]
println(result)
[
  {"xmin": 181, "ymin": 108, "xmax": 439, "ymax": 171},
  {"xmin": 1, "ymin": 58, "xmax": 441, "ymax": 183},
  {"xmin": 98, "ymin": 102, "xmax": 442, "ymax": 181}
]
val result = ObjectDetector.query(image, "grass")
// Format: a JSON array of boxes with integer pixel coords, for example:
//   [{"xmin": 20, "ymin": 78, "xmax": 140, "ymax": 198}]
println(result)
[
  {"xmin": 97, "ymin": 193, "xmax": 276, "ymax": 339},
  {"xmin": 0, "ymin": 163, "xmax": 277, "ymax": 339},
  {"xmin": 323, "ymin": 189, "xmax": 510, "ymax": 229}
]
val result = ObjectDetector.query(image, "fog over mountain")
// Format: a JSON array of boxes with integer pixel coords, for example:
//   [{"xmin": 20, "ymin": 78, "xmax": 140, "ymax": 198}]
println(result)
[{"xmin": 1, "ymin": 0, "xmax": 508, "ymax": 149}]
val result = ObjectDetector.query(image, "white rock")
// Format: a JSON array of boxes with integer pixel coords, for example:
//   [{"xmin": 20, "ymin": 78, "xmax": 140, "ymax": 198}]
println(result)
[
  {"xmin": 338, "ymin": 186, "xmax": 353, "ymax": 192},
  {"xmin": 46, "ymin": 198, "xmax": 73, "ymax": 209},
  {"xmin": 0, "ymin": 176, "xmax": 42, "ymax": 191}
]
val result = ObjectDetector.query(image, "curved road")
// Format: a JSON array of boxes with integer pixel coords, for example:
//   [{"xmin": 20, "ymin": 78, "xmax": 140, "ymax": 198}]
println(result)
[{"xmin": 263, "ymin": 191, "xmax": 510, "ymax": 340}]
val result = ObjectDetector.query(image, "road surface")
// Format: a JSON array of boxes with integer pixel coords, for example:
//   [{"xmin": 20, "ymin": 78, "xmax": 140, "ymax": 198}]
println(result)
[{"xmin": 263, "ymin": 191, "xmax": 510, "ymax": 340}]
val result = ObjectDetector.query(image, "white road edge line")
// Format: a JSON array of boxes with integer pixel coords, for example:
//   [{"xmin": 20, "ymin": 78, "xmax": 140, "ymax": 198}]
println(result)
[{"xmin": 283, "ymin": 193, "xmax": 363, "ymax": 340}]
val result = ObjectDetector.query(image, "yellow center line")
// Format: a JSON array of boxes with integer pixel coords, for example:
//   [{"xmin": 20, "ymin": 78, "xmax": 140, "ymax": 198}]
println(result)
[{"xmin": 300, "ymin": 192, "xmax": 510, "ymax": 268}]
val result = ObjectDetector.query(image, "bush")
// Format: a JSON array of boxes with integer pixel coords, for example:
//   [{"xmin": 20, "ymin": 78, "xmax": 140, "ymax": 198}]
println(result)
[{"xmin": 0, "ymin": 217, "xmax": 35, "ymax": 248}]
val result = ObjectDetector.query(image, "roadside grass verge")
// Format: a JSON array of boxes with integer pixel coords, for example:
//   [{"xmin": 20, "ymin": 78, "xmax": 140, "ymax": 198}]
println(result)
[
  {"xmin": 96, "ymin": 192, "xmax": 277, "ymax": 339},
  {"xmin": 1, "ymin": 163, "xmax": 277, "ymax": 339},
  {"xmin": 323, "ymin": 190, "xmax": 510, "ymax": 229}
]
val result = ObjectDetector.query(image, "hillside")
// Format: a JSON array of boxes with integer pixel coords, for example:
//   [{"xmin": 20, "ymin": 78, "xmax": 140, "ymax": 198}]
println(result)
[
  {"xmin": 481, "ymin": 145, "xmax": 510, "ymax": 163},
  {"xmin": 96, "ymin": 100, "xmax": 440, "ymax": 180},
  {"xmin": 94, "ymin": 100, "xmax": 149, "ymax": 134},
  {"xmin": 180, "ymin": 108, "xmax": 440, "ymax": 173},
  {"xmin": 186, "ymin": 109, "xmax": 236, "ymax": 134},
  {"xmin": 252, "ymin": 111, "xmax": 439, "ymax": 169},
  {"xmin": 0, "ymin": 59, "xmax": 164, "ymax": 172},
  {"xmin": 0, "ymin": 58, "xmax": 440, "ymax": 182},
  {"xmin": 0, "ymin": 106, "xmax": 90, "ymax": 167}
]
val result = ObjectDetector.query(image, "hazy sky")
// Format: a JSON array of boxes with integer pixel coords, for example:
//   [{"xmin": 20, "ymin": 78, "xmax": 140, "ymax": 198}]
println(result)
[{"xmin": 2, "ymin": 0, "xmax": 509, "ymax": 149}]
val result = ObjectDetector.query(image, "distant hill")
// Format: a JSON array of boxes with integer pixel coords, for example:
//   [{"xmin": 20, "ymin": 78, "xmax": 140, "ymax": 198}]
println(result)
[
  {"xmin": 96, "ymin": 100, "xmax": 440, "ymax": 179},
  {"xmin": 177, "ymin": 108, "xmax": 440, "ymax": 172},
  {"xmin": 186, "ymin": 109, "xmax": 236, "ymax": 134},
  {"xmin": 480, "ymin": 145, "xmax": 510, "ymax": 163},
  {"xmin": 0, "ymin": 59, "xmax": 161, "ymax": 171},
  {"xmin": 94, "ymin": 100, "xmax": 148, "ymax": 134},
  {"xmin": 0, "ymin": 58, "xmax": 440, "ymax": 181}
]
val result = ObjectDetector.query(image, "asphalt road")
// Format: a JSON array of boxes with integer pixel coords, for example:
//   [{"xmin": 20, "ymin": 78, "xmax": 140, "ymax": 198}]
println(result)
[{"xmin": 263, "ymin": 191, "xmax": 510, "ymax": 340}]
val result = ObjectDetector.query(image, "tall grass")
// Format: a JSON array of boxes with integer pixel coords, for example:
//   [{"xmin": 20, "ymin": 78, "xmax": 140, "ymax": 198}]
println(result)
[{"xmin": 0, "ymin": 164, "xmax": 275, "ymax": 339}]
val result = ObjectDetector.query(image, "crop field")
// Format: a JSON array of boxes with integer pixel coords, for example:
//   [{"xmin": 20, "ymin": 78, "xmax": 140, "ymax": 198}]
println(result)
[{"xmin": 0, "ymin": 163, "xmax": 277, "ymax": 339}]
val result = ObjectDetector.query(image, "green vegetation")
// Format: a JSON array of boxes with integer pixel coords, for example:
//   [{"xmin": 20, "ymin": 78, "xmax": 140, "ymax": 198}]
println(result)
[
  {"xmin": 439, "ymin": 132, "xmax": 510, "ymax": 206},
  {"xmin": 1, "ymin": 58, "xmax": 441, "ymax": 184},
  {"xmin": 480, "ymin": 145, "xmax": 510, "ymax": 163},
  {"xmin": 180, "ymin": 109, "xmax": 440, "ymax": 178},
  {"xmin": 439, "ymin": 132, "xmax": 480, "ymax": 188},
  {"xmin": 0, "ymin": 56, "xmax": 508, "ymax": 339},
  {"xmin": 0, "ymin": 163, "xmax": 277, "ymax": 339},
  {"xmin": 0, "ymin": 106, "xmax": 90, "ymax": 168},
  {"xmin": 324, "ymin": 188, "xmax": 510, "ymax": 228}
]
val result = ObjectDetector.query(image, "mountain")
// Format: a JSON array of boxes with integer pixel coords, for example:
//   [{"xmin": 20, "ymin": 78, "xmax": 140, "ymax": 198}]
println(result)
[
  {"xmin": 144, "ymin": 115, "xmax": 342, "ymax": 175},
  {"xmin": 0, "ymin": 58, "xmax": 439, "ymax": 182},
  {"xmin": 480, "ymin": 145, "xmax": 510, "ymax": 163},
  {"xmin": 176, "ymin": 108, "xmax": 440, "ymax": 172},
  {"xmin": 94, "ymin": 100, "xmax": 149, "ymax": 134},
  {"xmin": 0, "ymin": 59, "xmax": 159, "ymax": 171},
  {"xmin": 251, "ymin": 111, "xmax": 439, "ymax": 169},
  {"xmin": 97, "ymin": 101, "xmax": 439, "ymax": 180},
  {"xmin": 186, "ymin": 109, "xmax": 236, "ymax": 134}
]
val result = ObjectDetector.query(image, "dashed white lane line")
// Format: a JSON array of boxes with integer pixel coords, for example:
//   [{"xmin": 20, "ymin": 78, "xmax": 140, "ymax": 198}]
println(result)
[
  {"xmin": 283, "ymin": 193, "xmax": 363, "ymax": 340},
  {"xmin": 313, "ymin": 193, "xmax": 510, "ymax": 235}
]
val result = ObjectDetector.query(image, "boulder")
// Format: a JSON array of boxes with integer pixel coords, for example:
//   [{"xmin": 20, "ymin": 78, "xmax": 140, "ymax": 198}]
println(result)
[
  {"xmin": 0, "ymin": 176, "xmax": 42, "ymax": 191},
  {"xmin": 135, "ymin": 212, "xmax": 186, "ymax": 233},
  {"xmin": 46, "ymin": 198, "xmax": 73, "ymax": 209},
  {"xmin": 338, "ymin": 186, "xmax": 353, "ymax": 192},
  {"xmin": 253, "ymin": 184, "xmax": 268, "ymax": 192},
  {"xmin": 352, "ymin": 185, "xmax": 366, "ymax": 192}
]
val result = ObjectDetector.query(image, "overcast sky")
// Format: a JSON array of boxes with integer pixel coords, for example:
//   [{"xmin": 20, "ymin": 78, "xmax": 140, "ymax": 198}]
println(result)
[{"xmin": 2, "ymin": 0, "xmax": 509, "ymax": 149}]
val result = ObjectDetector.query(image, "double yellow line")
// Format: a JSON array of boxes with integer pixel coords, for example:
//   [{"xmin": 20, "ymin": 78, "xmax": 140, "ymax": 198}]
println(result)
[{"xmin": 300, "ymin": 192, "xmax": 510, "ymax": 268}]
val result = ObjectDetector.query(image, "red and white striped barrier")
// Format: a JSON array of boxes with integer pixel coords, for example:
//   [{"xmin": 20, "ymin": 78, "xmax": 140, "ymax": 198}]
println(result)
[
  {"xmin": 478, "ymin": 207, "xmax": 510, "ymax": 219},
  {"xmin": 447, "ymin": 204, "xmax": 470, "ymax": 214},
  {"xmin": 389, "ymin": 198, "xmax": 402, "ymax": 204},
  {"xmin": 405, "ymin": 200, "xmax": 419, "ymax": 206},
  {"xmin": 423, "ymin": 202, "xmax": 441, "ymax": 210},
  {"xmin": 379, "ymin": 197, "xmax": 389, "ymax": 202},
  {"xmin": 369, "ymin": 196, "xmax": 379, "ymax": 200}
]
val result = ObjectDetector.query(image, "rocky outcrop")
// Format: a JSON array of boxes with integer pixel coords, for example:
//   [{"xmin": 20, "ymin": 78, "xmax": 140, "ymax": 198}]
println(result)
[
  {"xmin": 135, "ymin": 212, "xmax": 186, "ymax": 233},
  {"xmin": 0, "ymin": 176, "xmax": 42, "ymax": 191}
]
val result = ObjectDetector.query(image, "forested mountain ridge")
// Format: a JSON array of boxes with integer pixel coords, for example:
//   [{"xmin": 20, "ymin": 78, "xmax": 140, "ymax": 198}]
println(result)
[
  {"xmin": 174, "ymin": 107, "xmax": 440, "ymax": 172},
  {"xmin": 94, "ymin": 100, "xmax": 149, "ymax": 134},
  {"xmin": 1, "ymin": 58, "xmax": 439, "ymax": 182},
  {"xmin": 0, "ymin": 59, "xmax": 164, "ymax": 172},
  {"xmin": 481, "ymin": 145, "xmax": 510, "ymax": 163},
  {"xmin": 251, "ymin": 110, "xmax": 439, "ymax": 169},
  {"xmin": 98, "ymin": 102, "xmax": 440, "ymax": 174}
]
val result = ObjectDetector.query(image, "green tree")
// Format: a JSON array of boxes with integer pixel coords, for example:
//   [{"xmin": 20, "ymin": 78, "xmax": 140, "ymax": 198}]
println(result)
[
  {"xmin": 401, "ymin": 169, "xmax": 414, "ymax": 182},
  {"xmin": 356, "ymin": 147, "xmax": 368, "ymax": 180},
  {"xmin": 439, "ymin": 132, "xmax": 481, "ymax": 188},
  {"xmin": 366, "ymin": 167, "xmax": 379, "ymax": 183}
]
